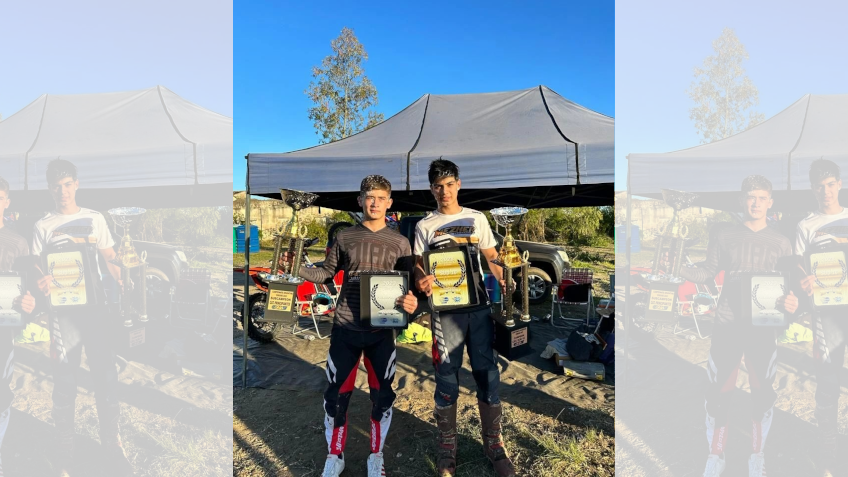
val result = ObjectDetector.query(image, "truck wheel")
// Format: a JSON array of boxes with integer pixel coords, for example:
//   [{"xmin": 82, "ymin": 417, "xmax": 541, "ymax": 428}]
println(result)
[
  {"xmin": 145, "ymin": 267, "xmax": 170, "ymax": 284},
  {"xmin": 514, "ymin": 267, "xmax": 552, "ymax": 305},
  {"xmin": 246, "ymin": 292, "xmax": 278, "ymax": 343}
]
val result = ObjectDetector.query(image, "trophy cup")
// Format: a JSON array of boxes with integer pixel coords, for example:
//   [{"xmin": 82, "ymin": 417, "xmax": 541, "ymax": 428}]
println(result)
[
  {"xmin": 262, "ymin": 189, "xmax": 318, "ymax": 325},
  {"xmin": 108, "ymin": 207, "xmax": 148, "ymax": 327},
  {"xmin": 490, "ymin": 207, "xmax": 532, "ymax": 328},
  {"xmin": 642, "ymin": 189, "xmax": 698, "ymax": 322}
]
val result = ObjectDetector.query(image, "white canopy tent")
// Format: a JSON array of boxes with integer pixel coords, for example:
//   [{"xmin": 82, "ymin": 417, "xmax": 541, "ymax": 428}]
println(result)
[
  {"xmin": 246, "ymin": 85, "xmax": 613, "ymax": 211},
  {"xmin": 0, "ymin": 86, "xmax": 232, "ymax": 208}
]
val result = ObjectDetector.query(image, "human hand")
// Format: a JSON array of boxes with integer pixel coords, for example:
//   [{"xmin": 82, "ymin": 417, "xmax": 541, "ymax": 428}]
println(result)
[
  {"xmin": 13, "ymin": 291, "xmax": 35, "ymax": 314},
  {"xmin": 777, "ymin": 290, "xmax": 798, "ymax": 314},
  {"xmin": 396, "ymin": 290, "xmax": 418, "ymax": 314},
  {"xmin": 37, "ymin": 275, "xmax": 53, "ymax": 296},
  {"xmin": 800, "ymin": 275, "xmax": 816, "ymax": 296},
  {"xmin": 417, "ymin": 275, "xmax": 436, "ymax": 297}
]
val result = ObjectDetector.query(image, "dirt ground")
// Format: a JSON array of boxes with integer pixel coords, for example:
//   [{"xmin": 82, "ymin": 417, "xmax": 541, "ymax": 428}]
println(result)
[
  {"xmin": 232, "ymin": 271, "xmax": 615, "ymax": 477},
  {"xmin": 614, "ymin": 265, "xmax": 848, "ymax": 477},
  {"xmin": 0, "ymin": 246, "xmax": 233, "ymax": 476}
]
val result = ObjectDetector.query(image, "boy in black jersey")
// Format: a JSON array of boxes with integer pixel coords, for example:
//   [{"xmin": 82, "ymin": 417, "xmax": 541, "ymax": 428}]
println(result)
[
  {"xmin": 678, "ymin": 175, "xmax": 797, "ymax": 477},
  {"xmin": 0, "ymin": 177, "xmax": 36, "ymax": 476},
  {"xmin": 283, "ymin": 175, "xmax": 417, "ymax": 477}
]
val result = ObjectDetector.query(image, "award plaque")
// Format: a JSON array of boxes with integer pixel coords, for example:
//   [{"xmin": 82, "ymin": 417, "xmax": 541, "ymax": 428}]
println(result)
[
  {"xmin": 742, "ymin": 272, "xmax": 788, "ymax": 327},
  {"xmin": 806, "ymin": 246, "xmax": 848, "ymax": 312},
  {"xmin": 44, "ymin": 241, "xmax": 99, "ymax": 312},
  {"xmin": 643, "ymin": 281, "xmax": 678, "ymax": 323},
  {"xmin": 0, "ymin": 273, "xmax": 24, "ymax": 327},
  {"xmin": 263, "ymin": 281, "xmax": 299, "ymax": 325},
  {"xmin": 360, "ymin": 271, "xmax": 409, "ymax": 329},
  {"xmin": 424, "ymin": 246, "xmax": 479, "ymax": 312}
]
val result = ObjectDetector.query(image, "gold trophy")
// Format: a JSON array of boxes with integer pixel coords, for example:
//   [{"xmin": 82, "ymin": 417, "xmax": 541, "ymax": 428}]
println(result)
[
  {"xmin": 262, "ymin": 189, "xmax": 318, "ymax": 324},
  {"xmin": 491, "ymin": 207, "xmax": 531, "ymax": 327},
  {"xmin": 108, "ymin": 207, "xmax": 148, "ymax": 327},
  {"xmin": 642, "ymin": 189, "xmax": 698, "ymax": 323}
]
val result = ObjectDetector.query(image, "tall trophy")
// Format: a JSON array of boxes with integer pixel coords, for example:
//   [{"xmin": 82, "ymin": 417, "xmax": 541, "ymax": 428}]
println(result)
[
  {"xmin": 642, "ymin": 189, "xmax": 698, "ymax": 322},
  {"xmin": 108, "ymin": 207, "xmax": 148, "ymax": 327},
  {"xmin": 262, "ymin": 189, "xmax": 318, "ymax": 325},
  {"xmin": 490, "ymin": 207, "xmax": 532, "ymax": 360}
]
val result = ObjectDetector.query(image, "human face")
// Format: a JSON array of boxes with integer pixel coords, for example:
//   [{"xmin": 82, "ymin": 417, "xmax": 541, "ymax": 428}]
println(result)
[
  {"xmin": 358, "ymin": 188, "xmax": 392, "ymax": 221},
  {"xmin": 742, "ymin": 189, "xmax": 772, "ymax": 220},
  {"xmin": 0, "ymin": 190, "xmax": 9, "ymax": 219},
  {"xmin": 430, "ymin": 176, "xmax": 461, "ymax": 209},
  {"xmin": 813, "ymin": 176, "xmax": 842, "ymax": 210},
  {"xmin": 50, "ymin": 176, "xmax": 78, "ymax": 209}
]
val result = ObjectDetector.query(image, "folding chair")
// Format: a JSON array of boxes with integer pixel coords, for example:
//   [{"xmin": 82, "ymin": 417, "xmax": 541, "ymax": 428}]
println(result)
[
  {"xmin": 672, "ymin": 296, "xmax": 710, "ymax": 339},
  {"xmin": 291, "ymin": 280, "xmax": 336, "ymax": 339},
  {"xmin": 597, "ymin": 273, "xmax": 615, "ymax": 316},
  {"xmin": 551, "ymin": 268, "xmax": 594, "ymax": 330}
]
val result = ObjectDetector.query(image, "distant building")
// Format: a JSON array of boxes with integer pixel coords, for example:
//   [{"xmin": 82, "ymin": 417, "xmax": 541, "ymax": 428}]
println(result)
[{"xmin": 233, "ymin": 191, "xmax": 339, "ymax": 234}]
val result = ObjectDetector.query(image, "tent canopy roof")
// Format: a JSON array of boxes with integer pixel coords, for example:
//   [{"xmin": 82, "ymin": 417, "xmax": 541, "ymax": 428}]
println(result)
[
  {"xmin": 247, "ymin": 85, "xmax": 613, "ymax": 211},
  {"xmin": 629, "ymin": 94, "xmax": 848, "ymax": 203},
  {"xmin": 0, "ymin": 86, "xmax": 232, "ymax": 208}
]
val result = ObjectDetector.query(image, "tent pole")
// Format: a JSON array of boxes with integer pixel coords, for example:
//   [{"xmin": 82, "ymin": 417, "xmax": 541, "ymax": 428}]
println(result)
[
  {"xmin": 243, "ymin": 155, "xmax": 251, "ymax": 388},
  {"xmin": 623, "ymin": 155, "xmax": 633, "ymax": 387}
]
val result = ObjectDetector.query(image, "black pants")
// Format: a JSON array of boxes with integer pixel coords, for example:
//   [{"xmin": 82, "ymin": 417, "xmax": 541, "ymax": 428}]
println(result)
[
  {"xmin": 49, "ymin": 311, "xmax": 120, "ymax": 441},
  {"xmin": 704, "ymin": 321, "xmax": 777, "ymax": 455},
  {"xmin": 431, "ymin": 307, "xmax": 500, "ymax": 407},
  {"xmin": 0, "ymin": 328, "xmax": 14, "ymax": 452},
  {"xmin": 324, "ymin": 326, "xmax": 397, "ymax": 456},
  {"xmin": 812, "ymin": 313, "xmax": 848, "ymax": 435}
]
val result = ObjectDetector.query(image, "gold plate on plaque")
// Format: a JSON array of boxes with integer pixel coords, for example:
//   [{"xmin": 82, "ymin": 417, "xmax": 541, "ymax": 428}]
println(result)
[
  {"xmin": 808, "ymin": 249, "xmax": 848, "ymax": 309},
  {"xmin": 47, "ymin": 251, "xmax": 89, "ymax": 307},
  {"xmin": 424, "ymin": 246, "xmax": 478, "ymax": 311}
]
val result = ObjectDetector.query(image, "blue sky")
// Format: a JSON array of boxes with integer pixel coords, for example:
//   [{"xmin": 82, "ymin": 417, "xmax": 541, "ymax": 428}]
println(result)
[
  {"xmin": 1, "ymin": 0, "xmax": 232, "ymax": 123},
  {"xmin": 616, "ymin": 0, "xmax": 848, "ymax": 191},
  {"xmin": 234, "ymin": 0, "xmax": 614, "ymax": 191}
]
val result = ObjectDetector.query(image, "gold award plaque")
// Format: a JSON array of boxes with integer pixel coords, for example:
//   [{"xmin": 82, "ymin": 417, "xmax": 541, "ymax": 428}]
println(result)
[
  {"xmin": 430, "ymin": 250, "xmax": 471, "ymax": 308},
  {"xmin": 48, "ymin": 251, "xmax": 88, "ymax": 307},
  {"xmin": 648, "ymin": 289, "xmax": 675, "ymax": 312},
  {"xmin": 268, "ymin": 289, "xmax": 294, "ymax": 312},
  {"xmin": 810, "ymin": 251, "xmax": 848, "ymax": 307}
]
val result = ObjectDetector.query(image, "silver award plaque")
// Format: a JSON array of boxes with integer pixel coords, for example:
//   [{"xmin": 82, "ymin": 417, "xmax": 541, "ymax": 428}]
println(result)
[
  {"xmin": 360, "ymin": 271, "xmax": 409, "ymax": 329},
  {"xmin": 0, "ymin": 274, "xmax": 23, "ymax": 327},
  {"xmin": 749, "ymin": 275, "xmax": 786, "ymax": 326}
]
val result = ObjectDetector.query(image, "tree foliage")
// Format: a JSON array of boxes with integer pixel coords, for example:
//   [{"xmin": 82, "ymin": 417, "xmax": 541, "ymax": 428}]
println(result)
[
  {"xmin": 687, "ymin": 27, "xmax": 764, "ymax": 144},
  {"xmin": 305, "ymin": 27, "xmax": 384, "ymax": 143}
]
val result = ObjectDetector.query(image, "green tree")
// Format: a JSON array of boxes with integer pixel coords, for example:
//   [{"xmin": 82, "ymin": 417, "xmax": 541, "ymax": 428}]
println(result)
[
  {"xmin": 306, "ymin": 27, "xmax": 384, "ymax": 143},
  {"xmin": 687, "ymin": 27, "xmax": 764, "ymax": 144}
]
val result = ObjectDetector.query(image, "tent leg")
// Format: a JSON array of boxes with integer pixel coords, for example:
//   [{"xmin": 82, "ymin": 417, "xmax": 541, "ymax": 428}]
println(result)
[
  {"xmin": 242, "ymin": 163, "xmax": 251, "ymax": 388},
  {"xmin": 623, "ymin": 157, "xmax": 633, "ymax": 386}
]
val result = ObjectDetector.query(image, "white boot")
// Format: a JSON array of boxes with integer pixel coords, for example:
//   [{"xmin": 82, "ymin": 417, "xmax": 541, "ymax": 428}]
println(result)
[
  {"xmin": 748, "ymin": 452, "xmax": 766, "ymax": 477},
  {"xmin": 703, "ymin": 453, "xmax": 726, "ymax": 477},
  {"xmin": 367, "ymin": 452, "xmax": 386, "ymax": 477},
  {"xmin": 322, "ymin": 454, "xmax": 345, "ymax": 477}
]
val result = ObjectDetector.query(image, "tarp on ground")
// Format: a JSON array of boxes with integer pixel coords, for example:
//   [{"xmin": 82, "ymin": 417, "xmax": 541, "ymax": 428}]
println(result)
[
  {"xmin": 0, "ymin": 86, "xmax": 232, "ymax": 208},
  {"xmin": 628, "ymin": 94, "xmax": 848, "ymax": 211},
  {"xmin": 247, "ymin": 85, "xmax": 614, "ymax": 211}
]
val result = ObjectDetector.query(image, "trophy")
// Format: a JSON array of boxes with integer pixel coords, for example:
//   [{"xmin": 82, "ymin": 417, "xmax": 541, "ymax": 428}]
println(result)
[
  {"xmin": 491, "ymin": 207, "xmax": 531, "ymax": 328},
  {"xmin": 262, "ymin": 189, "xmax": 318, "ymax": 325},
  {"xmin": 108, "ymin": 207, "xmax": 148, "ymax": 327},
  {"xmin": 642, "ymin": 189, "xmax": 698, "ymax": 322},
  {"xmin": 360, "ymin": 271, "xmax": 410, "ymax": 329}
]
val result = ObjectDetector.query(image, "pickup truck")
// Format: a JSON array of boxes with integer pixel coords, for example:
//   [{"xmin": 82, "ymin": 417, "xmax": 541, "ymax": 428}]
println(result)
[{"xmin": 328, "ymin": 215, "xmax": 570, "ymax": 304}]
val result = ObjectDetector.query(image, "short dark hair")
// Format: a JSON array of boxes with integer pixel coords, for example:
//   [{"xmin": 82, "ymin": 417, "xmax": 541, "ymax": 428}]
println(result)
[
  {"xmin": 46, "ymin": 159, "xmax": 78, "ymax": 185},
  {"xmin": 809, "ymin": 159, "xmax": 840, "ymax": 185},
  {"xmin": 360, "ymin": 175, "xmax": 392, "ymax": 195},
  {"xmin": 0, "ymin": 176, "xmax": 8, "ymax": 195},
  {"xmin": 428, "ymin": 158, "xmax": 459, "ymax": 185},
  {"xmin": 741, "ymin": 175, "xmax": 772, "ymax": 196}
]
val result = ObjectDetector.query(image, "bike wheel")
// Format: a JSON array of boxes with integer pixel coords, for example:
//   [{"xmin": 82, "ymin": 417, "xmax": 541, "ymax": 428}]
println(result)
[{"xmin": 246, "ymin": 292, "xmax": 278, "ymax": 343}]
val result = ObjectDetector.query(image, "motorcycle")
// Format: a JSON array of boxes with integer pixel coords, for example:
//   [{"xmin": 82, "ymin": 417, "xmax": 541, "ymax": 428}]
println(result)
[{"xmin": 234, "ymin": 237, "xmax": 343, "ymax": 343}]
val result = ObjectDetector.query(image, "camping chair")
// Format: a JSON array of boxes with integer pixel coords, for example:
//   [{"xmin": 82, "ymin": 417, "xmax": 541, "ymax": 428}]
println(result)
[
  {"xmin": 672, "ymin": 294, "xmax": 712, "ymax": 340},
  {"xmin": 551, "ymin": 268, "xmax": 594, "ymax": 330},
  {"xmin": 291, "ymin": 280, "xmax": 336, "ymax": 339},
  {"xmin": 596, "ymin": 273, "xmax": 615, "ymax": 317}
]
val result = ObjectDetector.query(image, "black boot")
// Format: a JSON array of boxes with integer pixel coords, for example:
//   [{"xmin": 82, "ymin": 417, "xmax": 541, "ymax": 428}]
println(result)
[
  {"xmin": 53, "ymin": 403, "xmax": 75, "ymax": 477},
  {"xmin": 97, "ymin": 402, "xmax": 135, "ymax": 477}
]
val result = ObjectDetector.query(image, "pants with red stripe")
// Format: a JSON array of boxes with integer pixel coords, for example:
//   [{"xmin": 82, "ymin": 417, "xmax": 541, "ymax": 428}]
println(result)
[
  {"xmin": 324, "ymin": 327, "xmax": 397, "ymax": 456},
  {"xmin": 704, "ymin": 322, "xmax": 778, "ymax": 456}
]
